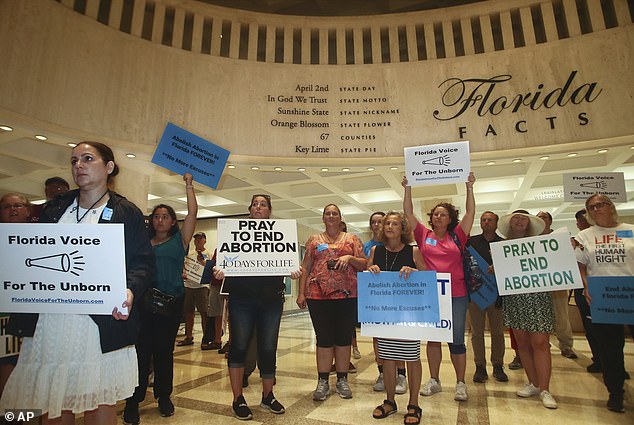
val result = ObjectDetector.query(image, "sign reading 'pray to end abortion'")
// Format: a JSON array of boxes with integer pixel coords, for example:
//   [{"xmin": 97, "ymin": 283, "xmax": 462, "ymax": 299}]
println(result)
[
  {"xmin": 404, "ymin": 141, "xmax": 471, "ymax": 187},
  {"xmin": 152, "ymin": 123, "xmax": 230, "ymax": 189},
  {"xmin": 0, "ymin": 223, "xmax": 128, "ymax": 315}
]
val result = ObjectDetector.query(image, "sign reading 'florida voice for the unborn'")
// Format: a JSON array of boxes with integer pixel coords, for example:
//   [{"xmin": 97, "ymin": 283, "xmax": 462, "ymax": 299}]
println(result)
[{"xmin": 0, "ymin": 223, "xmax": 128, "ymax": 315}]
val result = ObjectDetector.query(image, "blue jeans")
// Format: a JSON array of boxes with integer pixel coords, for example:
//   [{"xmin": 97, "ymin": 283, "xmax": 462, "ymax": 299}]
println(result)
[
  {"xmin": 449, "ymin": 295, "xmax": 468, "ymax": 355},
  {"xmin": 228, "ymin": 295, "xmax": 283, "ymax": 379}
]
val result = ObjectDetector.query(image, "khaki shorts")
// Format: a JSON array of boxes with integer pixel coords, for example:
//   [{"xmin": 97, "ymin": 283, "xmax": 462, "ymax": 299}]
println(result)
[{"xmin": 183, "ymin": 286, "xmax": 209, "ymax": 315}]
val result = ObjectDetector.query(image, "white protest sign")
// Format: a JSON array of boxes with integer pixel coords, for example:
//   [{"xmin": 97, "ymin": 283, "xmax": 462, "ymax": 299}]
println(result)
[
  {"xmin": 0, "ymin": 314, "xmax": 20, "ymax": 358},
  {"xmin": 0, "ymin": 223, "xmax": 128, "ymax": 315},
  {"xmin": 361, "ymin": 273, "xmax": 453, "ymax": 343},
  {"xmin": 563, "ymin": 172, "xmax": 626, "ymax": 202},
  {"xmin": 183, "ymin": 256, "xmax": 204, "ymax": 283},
  {"xmin": 217, "ymin": 219, "xmax": 299, "ymax": 276},
  {"xmin": 404, "ymin": 141, "xmax": 470, "ymax": 187},
  {"xmin": 490, "ymin": 232, "xmax": 583, "ymax": 296}
]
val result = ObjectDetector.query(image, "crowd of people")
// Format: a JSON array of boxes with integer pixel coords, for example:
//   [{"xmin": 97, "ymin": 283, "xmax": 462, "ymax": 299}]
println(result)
[{"xmin": 0, "ymin": 143, "xmax": 632, "ymax": 423}]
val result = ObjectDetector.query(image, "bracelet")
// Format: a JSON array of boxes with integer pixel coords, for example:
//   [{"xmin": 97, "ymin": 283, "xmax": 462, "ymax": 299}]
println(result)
[
  {"xmin": 466, "ymin": 187, "xmax": 473, "ymax": 191},
  {"xmin": 186, "ymin": 185, "xmax": 194, "ymax": 189}
]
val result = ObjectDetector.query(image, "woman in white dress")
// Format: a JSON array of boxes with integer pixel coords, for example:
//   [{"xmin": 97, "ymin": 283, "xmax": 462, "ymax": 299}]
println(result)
[{"xmin": 1, "ymin": 141, "xmax": 154, "ymax": 425}]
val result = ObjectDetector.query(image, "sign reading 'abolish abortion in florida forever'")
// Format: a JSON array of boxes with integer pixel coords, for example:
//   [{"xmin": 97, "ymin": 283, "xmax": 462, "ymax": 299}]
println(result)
[
  {"xmin": 490, "ymin": 232, "xmax": 583, "ymax": 296},
  {"xmin": 216, "ymin": 219, "xmax": 299, "ymax": 276}
]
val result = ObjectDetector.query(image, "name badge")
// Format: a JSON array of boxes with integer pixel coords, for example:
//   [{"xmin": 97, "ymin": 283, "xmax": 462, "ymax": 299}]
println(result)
[
  {"xmin": 102, "ymin": 207, "xmax": 113, "ymax": 221},
  {"xmin": 425, "ymin": 237, "xmax": 437, "ymax": 246},
  {"xmin": 616, "ymin": 229, "xmax": 633, "ymax": 238},
  {"xmin": 317, "ymin": 243, "xmax": 329, "ymax": 252}
]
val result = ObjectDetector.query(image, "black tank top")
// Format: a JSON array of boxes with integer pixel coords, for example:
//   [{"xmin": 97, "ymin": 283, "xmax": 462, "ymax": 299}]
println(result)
[{"xmin": 374, "ymin": 244, "xmax": 416, "ymax": 272}]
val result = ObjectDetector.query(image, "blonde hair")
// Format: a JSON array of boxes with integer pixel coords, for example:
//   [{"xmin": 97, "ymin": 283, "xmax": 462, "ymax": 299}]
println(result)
[{"xmin": 584, "ymin": 194, "xmax": 618, "ymax": 225}]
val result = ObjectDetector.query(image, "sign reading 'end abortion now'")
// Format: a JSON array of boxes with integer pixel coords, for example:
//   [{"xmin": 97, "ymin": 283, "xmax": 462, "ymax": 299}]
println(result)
[
  {"xmin": 491, "ymin": 232, "xmax": 583, "ymax": 296},
  {"xmin": 0, "ymin": 223, "xmax": 128, "ymax": 315}
]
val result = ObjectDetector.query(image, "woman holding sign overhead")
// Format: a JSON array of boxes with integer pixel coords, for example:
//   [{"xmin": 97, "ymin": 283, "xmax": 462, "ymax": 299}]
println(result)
[
  {"xmin": 367, "ymin": 211, "xmax": 426, "ymax": 424},
  {"xmin": 1, "ymin": 142, "xmax": 154, "ymax": 425},
  {"xmin": 497, "ymin": 210, "xmax": 558, "ymax": 409},
  {"xmin": 575, "ymin": 194, "xmax": 634, "ymax": 413},
  {"xmin": 402, "ymin": 172, "xmax": 475, "ymax": 403},
  {"xmin": 213, "ymin": 194, "xmax": 302, "ymax": 420},
  {"xmin": 124, "ymin": 173, "xmax": 198, "ymax": 423}
]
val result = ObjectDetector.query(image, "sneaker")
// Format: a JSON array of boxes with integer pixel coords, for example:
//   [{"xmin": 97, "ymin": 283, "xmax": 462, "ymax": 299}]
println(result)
[
  {"xmin": 586, "ymin": 362, "xmax": 602, "ymax": 373},
  {"xmin": 232, "ymin": 395, "xmax": 253, "ymax": 420},
  {"xmin": 516, "ymin": 383, "xmax": 540, "ymax": 398},
  {"xmin": 540, "ymin": 390, "xmax": 558, "ymax": 409},
  {"xmin": 122, "ymin": 401, "xmax": 140, "ymax": 425},
  {"xmin": 561, "ymin": 348, "xmax": 578, "ymax": 359},
  {"xmin": 454, "ymin": 381, "xmax": 468, "ymax": 401},
  {"xmin": 509, "ymin": 355, "xmax": 522, "ymax": 370},
  {"xmin": 473, "ymin": 365, "xmax": 488, "ymax": 383},
  {"xmin": 218, "ymin": 342, "xmax": 230, "ymax": 354},
  {"xmin": 373, "ymin": 373, "xmax": 385, "ymax": 392},
  {"xmin": 348, "ymin": 362, "xmax": 357, "ymax": 373},
  {"xmin": 336, "ymin": 378, "xmax": 353, "ymax": 399},
  {"xmin": 352, "ymin": 346, "xmax": 361, "ymax": 359},
  {"xmin": 395, "ymin": 374, "xmax": 407, "ymax": 394},
  {"xmin": 158, "ymin": 397, "xmax": 174, "ymax": 417},
  {"xmin": 492, "ymin": 365, "xmax": 509, "ymax": 382},
  {"xmin": 313, "ymin": 378, "xmax": 330, "ymax": 401},
  {"xmin": 260, "ymin": 391, "xmax": 285, "ymax": 414},
  {"xmin": 176, "ymin": 337, "xmax": 194, "ymax": 346},
  {"xmin": 420, "ymin": 378, "xmax": 442, "ymax": 396},
  {"xmin": 607, "ymin": 394, "xmax": 625, "ymax": 413}
]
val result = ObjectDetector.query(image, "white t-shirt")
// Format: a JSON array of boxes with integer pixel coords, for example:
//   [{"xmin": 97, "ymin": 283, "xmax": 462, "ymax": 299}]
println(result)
[{"xmin": 575, "ymin": 223, "xmax": 634, "ymax": 277}]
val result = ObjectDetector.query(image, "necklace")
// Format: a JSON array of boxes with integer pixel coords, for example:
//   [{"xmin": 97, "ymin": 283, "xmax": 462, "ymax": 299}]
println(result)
[
  {"xmin": 323, "ymin": 231, "xmax": 341, "ymax": 244},
  {"xmin": 385, "ymin": 247, "xmax": 401, "ymax": 271},
  {"xmin": 76, "ymin": 190, "xmax": 108, "ymax": 223}
]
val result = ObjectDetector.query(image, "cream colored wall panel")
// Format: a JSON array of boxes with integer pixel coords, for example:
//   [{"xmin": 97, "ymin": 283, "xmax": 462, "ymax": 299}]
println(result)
[
  {"xmin": 284, "ymin": 27, "xmax": 294, "ymax": 64},
  {"xmin": 248, "ymin": 22, "xmax": 258, "ymax": 61},
  {"xmin": 336, "ymin": 27, "xmax": 346, "ymax": 65},
  {"xmin": 211, "ymin": 18, "xmax": 221, "ymax": 56},
  {"xmin": 353, "ymin": 27, "xmax": 363, "ymax": 64},
  {"xmin": 460, "ymin": 18, "xmax": 475, "ymax": 55},
  {"xmin": 388, "ymin": 25, "xmax": 399, "ymax": 63},
  {"xmin": 172, "ymin": 8, "xmax": 185, "ymax": 49},
  {"xmin": 424, "ymin": 23, "xmax": 436, "ymax": 59},
  {"xmin": 562, "ymin": 0, "xmax": 581, "ymax": 37},
  {"xmin": 301, "ymin": 28, "xmax": 310, "ymax": 64},
  {"xmin": 151, "ymin": 4, "xmax": 165, "ymax": 43},
  {"xmin": 586, "ymin": 0, "xmax": 606, "ymax": 31},
  {"xmin": 61, "ymin": 0, "xmax": 73, "ymax": 7},
  {"xmin": 500, "ymin": 10, "xmax": 514, "ymax": 50},
  {"xmin": 108, "ymin": 0, "xmax": 123, "ymax": 30},
  {"xmin": 520, "ymin": 7, "xmax": 536, "ymax": 46},
  {"xmin": 479, "ymin": 15, "xmax": 495, "ymax": 52},
  {"xmin": 85, "ymin": 0, "xmax": 99, "ymax": 19},
  {"xmin": 192, "ymin": 14, "xmax": 204, "ymax": 53},
  {"xmin": 371, "ymin": 26, "xmax": 381, "ymax": 64},
  {"xmin": 131, "ymin": 0, "xmax": 145, "ymax": 37},
  {"xmin": 266, "ymin": 25, "xmax": 275, "ymax": 63},
  {"xmin": 541, "ymin": 2, "xmax": 558, "ymax": 42},
  {"xmin": 442, "ymin": 20, "xmax": 455, "ymax": 58},
  {"xmin": 614, "ymin": 0, "xmax": 632, "ymax": 26},
  {"xmin": 319, "ymin": 28, "xmax": 328, "ymax": 65},
  {"xmin": 406, "ymin": 24, "xmax": 418, "ymax": 61},
  {"xmin": 229, "ymin": 20, "xmax": 240, "ymax": 59}
]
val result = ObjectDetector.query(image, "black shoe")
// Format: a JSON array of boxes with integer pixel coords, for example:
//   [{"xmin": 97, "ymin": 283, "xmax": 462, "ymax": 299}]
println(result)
[
  {"xmin": 232, "ymin": 395, "xmax": 253, "ymax": 420},
  {"xmin": 492, "ymin": 365, "xmax": 509, "ymax": 382},
  {"xmin": 123, "ymin": 401, "xmax": 140, "ymax": 425},
  {"xmin": 158, "ymin": 398, "xmax": 174, "ymax": 417},
  {"xmin": 508, "ymin": 355, "xmax": 522, "ymax": 370},
  {"xmin": 218, "ymin": 342, "xmax": 231, "ymax": 354},
  {"xmin": 586, "ymin": 362, "xmax": 602, "ymax": 373},
  {"xmin": 473, "ymin": 366, "xmax": 488, "ymax": 383},
  {"xmin": 243, "ymin": 374, "xmax": 249, "ymax": 388},
  {"xmin": 561, "ymin": 348, "xmax": 578, "ymax": 359},
  {"xmin": 607, "ymin": 394, "xmax": 625, "ymax": 413},
  {"xmin": 260, "ymin": 391, "xmax": 285, "ymax": 414}
]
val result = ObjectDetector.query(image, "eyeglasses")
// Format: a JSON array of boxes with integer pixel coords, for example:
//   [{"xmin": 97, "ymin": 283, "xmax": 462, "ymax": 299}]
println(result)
[
  {"xmin": 587, "ymin": 201, "xmax": 610, "ymax": 212},
  {"xmin": 0, "ymin": 203, "xmax": 27, "ymax": 210}
]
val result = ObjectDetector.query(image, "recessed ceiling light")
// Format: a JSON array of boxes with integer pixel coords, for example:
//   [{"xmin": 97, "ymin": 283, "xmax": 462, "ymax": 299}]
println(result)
[
  {"xmin": 567, "ymin": 153, "xmax": 577, "ymax": 157},
  {"xmin": 251, "ymin": 166, "xmax": 259, "ymax": 170},
  {"xmin": 486, "ymin": 161, "xmax": 495, "ymax": 166},
  {"xmin": 125, "ymin": 153, "xmax": 136, "ymax": 158},
  {"xmin": 0, "ymin": 125, "xmax": 12, "ymax": 131},
  {"xmin": 390, "ymin": 166, "xmax": 398, "ymax": 170},
  {"xmin": 597, "ymin": 149, "xmax": 608, "ymax": 154},
  {"xmin": 227, "ymin": 164, "xmax": 235, "ymax": 169},
  {"xmin": 274, "ymin": 167, "xmax": 283, "ymax": 171},
  {"xmin": 539, "ymin": 156, "xmax": 550, "ymax": 160},
  {"xmin": 631, "ymin": 146, "xmax": 634, "ymax": 150},
  {"xmin": 67, "ymin": 142, "xmax": 77, "ymax": 147},
  {"xmin": 321, "ymin": 168, "xmax": 329, "ymax": 172},
  {"xmin": 342, "ymin": 168, "xmax": 350, "ymax": 172},
  {"xmin": 34, "ymin": 135, "xmax": 47, "ymax": 141},
  {"xmin": 367, "ymin": 167, "xmax": 375, "ymax": 171},
  {"xmin": 512, "ymin": 159, "xmax": 522, "ymax": 163},
  {"xmin": 297, "ymin": 167, "xmax": 306, "ymax": 172}
]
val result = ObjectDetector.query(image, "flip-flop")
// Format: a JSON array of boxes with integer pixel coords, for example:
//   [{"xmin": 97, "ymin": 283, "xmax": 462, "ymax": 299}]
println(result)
[
  {"xmin": 373, "ymin": 399, "xmax": 397, "ymax": 419},
  {"xmin": 404, "ymin": 405, "xmax": 422, "ymax": 425}
]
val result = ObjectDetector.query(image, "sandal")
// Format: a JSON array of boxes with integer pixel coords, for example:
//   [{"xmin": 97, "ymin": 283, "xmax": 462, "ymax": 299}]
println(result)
[
  {"xmin": 404, "ymin": 405, "xmax": 422, "ymax": 425},
  {"xmin": 373, "ymin": 399, "xmax": 397, "ymax": 419}
]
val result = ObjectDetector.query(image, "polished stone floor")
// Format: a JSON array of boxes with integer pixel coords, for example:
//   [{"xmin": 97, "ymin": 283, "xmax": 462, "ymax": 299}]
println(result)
[{"xmin": 120, "ymin": 311, "xmax": 633, "ymax": 424}]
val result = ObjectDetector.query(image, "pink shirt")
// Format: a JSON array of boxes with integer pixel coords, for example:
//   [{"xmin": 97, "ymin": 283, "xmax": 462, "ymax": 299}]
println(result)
[{"xmin": 414, "ymin": 223, "xmax": 468, "ymax": 298}]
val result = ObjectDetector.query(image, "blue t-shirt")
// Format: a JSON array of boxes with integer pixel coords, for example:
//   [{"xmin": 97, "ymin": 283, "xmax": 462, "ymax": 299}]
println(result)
[
  {"xmin": 363, "ymin": 239, "xmax": 382, "ymax": 258},
  {"xmin": 152, "ymin": 230, "xmax": 187, "ymax": 297}
]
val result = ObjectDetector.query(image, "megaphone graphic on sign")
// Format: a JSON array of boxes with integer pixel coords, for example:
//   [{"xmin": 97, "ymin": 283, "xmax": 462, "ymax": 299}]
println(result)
[
  {"xmin": 25, "ymin": 250, "xmax": 85, "ymax": 276},
  {"xmin": 580, "ymin": 181, "xmax": 607, "ymax": 190},
  {"xmin": 421, "ymin": 155, "xmax": 451, "ymax": 167}
]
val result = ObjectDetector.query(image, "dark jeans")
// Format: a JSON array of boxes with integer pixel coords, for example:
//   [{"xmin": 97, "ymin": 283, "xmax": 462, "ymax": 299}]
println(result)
[
  {"xmin": 574, "ymin": 288, "xmax": 601, "ymax": 364},
  {"xmin": 228, "ymin": 295, "xmax": 283, "ymax": 379},
  {"xmin": 307, "ymin": 298, "xmax": 356, "ymax": 347},
  {"xmin": 129, "ymin": 296, "xmax": 184, "ymax": 402},
  {"xmin": 591, "ymin": 322, "xmax": 625, "ymax": 397}
]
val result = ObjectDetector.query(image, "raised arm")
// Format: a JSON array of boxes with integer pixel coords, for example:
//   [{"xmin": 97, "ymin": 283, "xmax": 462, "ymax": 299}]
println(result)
[
  {"xmin": 180, "ymin": 173, "xmax": 198, "ymax": 250},
  {"xmin": 458, "ymin": 172, "xmax": 476, "ymax": 235},
  {"xmin": 402, "ymin": 176, "xmax": 421, "ymax": 231}
]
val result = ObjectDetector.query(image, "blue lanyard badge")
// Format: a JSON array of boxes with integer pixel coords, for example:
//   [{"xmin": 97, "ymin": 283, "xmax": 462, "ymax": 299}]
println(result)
[
  {"xmin": 317, "ymin": 243, "xmax": 329, "ymax": 252},
  {"xmin": 616, "ymin": 229, "xmax": 633, "ymax": 238},
  {"xmin": 425, "ymin": 237, "xmax": 437, "ymax": 246},
  {"xmin": 102, "ymin": 207, "xmax": 113, "ymax": 221}
]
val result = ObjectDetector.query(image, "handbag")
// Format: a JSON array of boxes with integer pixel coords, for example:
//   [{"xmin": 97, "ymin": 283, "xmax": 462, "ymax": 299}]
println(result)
[
  {"xmin": 449, "ymin": 231, "xmax": 484, "ymax": 293},
  {"xmin": 143, "ymin": 287, "xmax": 176, "ymax": 316}
]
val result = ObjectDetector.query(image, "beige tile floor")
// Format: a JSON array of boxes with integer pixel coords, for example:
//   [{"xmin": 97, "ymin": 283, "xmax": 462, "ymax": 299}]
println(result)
[{"xmin": 117, "ymin": 311, "xmax": 633, "ymax": 424}]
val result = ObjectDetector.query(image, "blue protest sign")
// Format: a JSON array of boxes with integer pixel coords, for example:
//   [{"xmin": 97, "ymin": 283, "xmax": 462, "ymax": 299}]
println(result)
[
  {"xmin": 467, "ymin": 246, "xmax": 499, "ymax": 310},
  {"xmin": 151, "ymin": 123, "xmax": 230, "ymax": 189},
  {"xmin": 587, "ymin": 276, "xmax": 634, "ymax": 325},
  {"xmin": 358, "ymin": 271, "xmax": 439, "ymax": 323}
]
